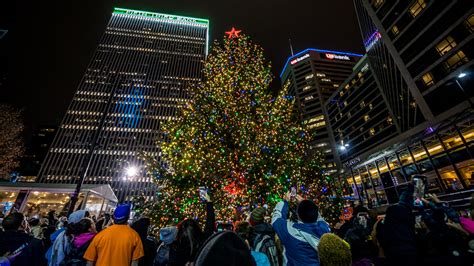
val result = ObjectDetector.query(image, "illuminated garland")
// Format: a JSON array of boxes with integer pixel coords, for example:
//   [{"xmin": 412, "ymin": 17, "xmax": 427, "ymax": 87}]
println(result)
[{"xmin": 137, "ymin": 33, "xmax": 345, "ymax": 227}]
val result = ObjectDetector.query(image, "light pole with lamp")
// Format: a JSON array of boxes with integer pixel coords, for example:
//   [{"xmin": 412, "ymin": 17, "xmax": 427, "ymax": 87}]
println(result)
[{"xmin": 455, "ymin": 72, "xmax": 473, "ymax": 108}]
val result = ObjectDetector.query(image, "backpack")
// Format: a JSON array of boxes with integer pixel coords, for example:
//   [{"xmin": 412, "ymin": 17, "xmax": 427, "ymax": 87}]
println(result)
[
  {"xmin": 154, "ymin": 242, "xmax": 171, "ymax": 266},
  {"xmin": 59, "ymin": 240, "xmax": 92, "ymax": 266},
  {"xmin": 253, "ymin": 233, "xmax": 279, "ymax": 266}
]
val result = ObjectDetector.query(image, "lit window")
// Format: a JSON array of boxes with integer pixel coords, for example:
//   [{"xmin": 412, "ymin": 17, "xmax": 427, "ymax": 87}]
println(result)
[
  {"xmin": 316, "ymin": 73, "xmax": 326, "ymax": 77},
  {"xmin": 303, "ymin": 85, "xmax": 312, "ymax": 91},
  {"xmin": 333, "ymin": 84, "xmax": 339, "ymax": 88},
  {"xmin": 409, "ymin": 0, "xmax": 426, "ymax": 18},
  {"xmin": 339, "ymin": 91, "xmax": 344, "ymax": 96},
  {"xmin": 360, "ymin": 101, "xmax": 366, "ymax": 108},
  {"xmin": 369, "ymin": 103, "xmax": 373, "ymax": 110},
  {"xmin": 444, "ymin": 50, "xmax": 469, "ymax": 70},
  {"xmin": 357, "ymin": 72, "xmax": 363, "ymax": 78},
  {"xmin": 465, "ymin": 14, "xmax": 474, "ymax": 33},
  {"xmin": 344, "ymin": 84, "xmax": 350, "ymax": 90},
  {"xmin": 344, "ymin": 101, "xmax": 348, "ymax": 107},
  {"xmin": 370, "ymin": 128, "xmax": 376, "ymax": 135},
  {"xmin": 410, "ymin": 101, "xmax": 417, "ymax": 108},
  {"xmin": 373, "ymin": 0, "xmax": 384, "ymax": 8},
  {"xmin": 364, "ymin": 114, "xmax": 370, "ymax": 122},
  {"xmin": 391, "ymin": 25, "xmax": 400, "ymax": 36},
  {"xmin": 305, "ymin": 95, "xmax": 314, "ymax": 101},
  {"xmin": 305, "ymin": 74, "xmax": 314, "ymax": 80},
  {"xmin": 321, "ymin": 78, "xmax": 332, "ymax": 82},
  {"xmin": 421, "ymin": 72, "xmax": 435, "ymax": 87},
  {"xmin": 435, "ymin": 36, "xmax": 457, "ymax": 56},
  {"xmin": 387, "ymin": 116, "xmax": 393, "ymax": 125}
]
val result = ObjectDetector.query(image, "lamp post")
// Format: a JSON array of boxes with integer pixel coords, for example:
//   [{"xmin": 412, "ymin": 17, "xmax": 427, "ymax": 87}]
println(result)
[{"xmin": 455, "ymin": 72, "xmax": 472, "ymax": 108}]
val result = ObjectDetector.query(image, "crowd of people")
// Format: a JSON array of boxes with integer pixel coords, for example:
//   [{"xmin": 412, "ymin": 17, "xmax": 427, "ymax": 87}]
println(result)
[{"xmin": 1, "ymin": 181, "xmax": 473, "ymax": 266}]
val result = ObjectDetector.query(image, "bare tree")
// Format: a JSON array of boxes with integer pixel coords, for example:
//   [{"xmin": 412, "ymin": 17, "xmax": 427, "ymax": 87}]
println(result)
[{"xmin": 0, "ymin": 104, "xmax": 24, "ymax": 180}]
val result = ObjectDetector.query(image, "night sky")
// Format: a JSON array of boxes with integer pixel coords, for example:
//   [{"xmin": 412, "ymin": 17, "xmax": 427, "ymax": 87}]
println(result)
[{"xmin": 3, "ymin": 0, "xmax": 364, "ymax": 135}]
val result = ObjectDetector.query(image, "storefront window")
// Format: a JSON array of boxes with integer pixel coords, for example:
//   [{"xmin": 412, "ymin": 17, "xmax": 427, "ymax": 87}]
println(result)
[
  {"xmin": 440, "ymin": 127, "xmax": 464, "ymax": 150},
  {"xmin": 387, "ymin": 154, "xmax": 401, "ymax": 170},
  {"xmin": 0, "ymin": 191, "xmax": 18, "ymax": 213},
  {"xmin": 457, "ymin": 159, "xmax": 474, "ymax": 188},
  {"xmin": 439, "ymin": 166, "xmax": 464, "ymax": 191},
  {"xmin": 424, "ymin": 136, "xmax": 444, "ymax": 157},
  {"xmin": 398, "ymin": 149, "xmax": 413, "ymax": 166},
  {"xmin": 25, "ymin": 192, "xmax": 81, "ymax": 217}
]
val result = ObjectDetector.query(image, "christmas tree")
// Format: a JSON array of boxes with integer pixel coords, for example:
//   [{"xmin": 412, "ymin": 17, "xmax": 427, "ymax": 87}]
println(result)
[{"xmin": 138, "ymin": 29, "xmax": 344, "ymax": 227}]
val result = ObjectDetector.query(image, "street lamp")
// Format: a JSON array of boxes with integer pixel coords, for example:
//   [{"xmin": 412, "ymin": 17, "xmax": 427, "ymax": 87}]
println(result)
[
  {"xmin": 126, "ymin": 166, "xmax": 138, "ymax": 177},
  {"xmin": 455, "ymin": 72, "xmax": 473, "ymax": 108},
  {"xmin": 338, "ymin": 143, "xmax": 350, "ymax": 151}
]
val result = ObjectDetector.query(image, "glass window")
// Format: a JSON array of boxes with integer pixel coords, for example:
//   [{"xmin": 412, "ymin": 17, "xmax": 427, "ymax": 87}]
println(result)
[
  {"xmin": 465, "ymin": 14, "xmax": 474, "ymax": 33},
  {"xmin": 364, "ymin": 114, "xmax": 370, "ymax": 122},
  {"xmin": 360, "ymin": 101, "xmax": 366, "ymax": 108},
  {"xmin": 370, "ymin": 128, "xmax": 376, "ymax": 135},
  {"xmin": 369, "ymin": 103, "xmax": 373, "ymax": 110},
  {"xmin": 444, "ymin": 50, "xmax": 469, "ymax": 70},
  {"xmin": 409, "ymin": 0, "xmax": 427, "ymax": 18},
  {"xmin": 421, "ymin": 72, "xmax": 435, "ymax": 87},
  {"xmin": 435, "ymin": 36, "xmax": 457, "ymax": 56},
  {"xmin": 373, "ymin": 0, "xmax": 384, "ymax": 8},
  {"xmin": 391, "ymin": 25, "xmax": 400, "ymax": 36},
  {"xmin": 387, "ymin": 116, "xmax": 393, "ymax": 125}
]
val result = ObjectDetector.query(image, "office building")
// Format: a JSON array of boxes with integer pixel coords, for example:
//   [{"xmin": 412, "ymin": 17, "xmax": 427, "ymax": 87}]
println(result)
[
  {"xmin": 331, "ymin": 0, "xmax": 474, "ymax": 205},
  {"xmin": 280, "ymin": 49, "xmax": 363, "ymax": 172},
  {"xmin": 38, "ymin": 8, "xmax": 209, "ymax": 201}
]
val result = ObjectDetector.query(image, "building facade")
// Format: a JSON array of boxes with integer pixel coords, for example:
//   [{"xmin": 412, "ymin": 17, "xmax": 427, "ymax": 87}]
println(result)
[
  {"xmin": 280, "ymin": 49, "xmax": 362, "ymax": 173},
  {"xmin": 38, "ymin": 8, "xmax": 209, "ymax": 201},
  {"xmin": 329, "ymin": 0, "xmax": 474, "ymax": 206}
]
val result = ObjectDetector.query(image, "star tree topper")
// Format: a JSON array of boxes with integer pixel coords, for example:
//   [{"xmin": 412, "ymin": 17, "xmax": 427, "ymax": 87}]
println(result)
[{"xmin": 225, "ymin": 27, "xmax": 242, "ymax": 38}]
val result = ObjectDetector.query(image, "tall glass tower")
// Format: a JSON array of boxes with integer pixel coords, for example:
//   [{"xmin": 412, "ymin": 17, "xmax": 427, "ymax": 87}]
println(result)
[{"xmin": 38, "ymin": 8, "xmax": 209, "ymax": 201}]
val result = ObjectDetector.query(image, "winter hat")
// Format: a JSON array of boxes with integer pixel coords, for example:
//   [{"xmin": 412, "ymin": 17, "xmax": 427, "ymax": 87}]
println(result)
[
  {"xmin": 297, "ymin": 200, "xmax": 319, "ymax": 223},
  {"xmin": 318, "ymin": 233, "xmax": 352, "ymax": 266},
  {"xmin": 160, "ymin": 226, "xmax": 178, "ymax": 245},
  {"xmin": 68, "ymin": 210, "xmax": 87, "ymax": 224},
  {"xmin": 114, "ymin": 204, "xmax": 131, "ymax": 223},
  {"xmin": 195, "ymin": 231, "xmax": 255, "ymax": 266},
  {"xmin": 249, "ymin": 207, "xmax": 266, "ymax": 226}
]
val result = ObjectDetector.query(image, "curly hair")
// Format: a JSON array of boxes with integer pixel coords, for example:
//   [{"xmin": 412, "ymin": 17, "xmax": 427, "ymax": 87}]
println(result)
[{"xmin": 318, "ymin": 233, "xmax": 352, "ymax": 266}]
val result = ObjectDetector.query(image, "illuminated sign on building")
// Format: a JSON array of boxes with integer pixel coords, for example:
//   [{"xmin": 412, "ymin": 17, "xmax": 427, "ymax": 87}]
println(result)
[
  {"xmin": 364, "ymin": 30, "xmax": 382, "ymax": 51},
  {"xmin": 324, "ymin": 53, "xmax": 351, "ymax": 61},
  {"xmin": 290, "ymin": 53, "xmax": 310, "ymax": 65}
]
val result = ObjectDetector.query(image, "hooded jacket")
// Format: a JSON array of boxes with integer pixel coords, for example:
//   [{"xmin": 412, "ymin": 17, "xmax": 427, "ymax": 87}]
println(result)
[{"xmin": 271, "ymin": 200, "xmax": 330, "ymax": 266}]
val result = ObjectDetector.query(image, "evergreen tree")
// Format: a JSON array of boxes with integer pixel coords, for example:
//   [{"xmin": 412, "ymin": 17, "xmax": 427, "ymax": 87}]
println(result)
[{"xmin": 139, "ymin": 31, "xmax": 344, "ymax": 227}]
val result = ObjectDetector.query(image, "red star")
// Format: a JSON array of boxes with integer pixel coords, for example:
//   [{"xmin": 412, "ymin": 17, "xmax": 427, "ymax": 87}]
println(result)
[{"xmin": 225, "ymin": 27, "xmax": 242, "ymax": 39}]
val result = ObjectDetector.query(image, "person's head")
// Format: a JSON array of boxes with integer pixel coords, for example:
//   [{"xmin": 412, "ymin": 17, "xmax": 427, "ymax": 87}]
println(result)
[
  {"xmin": 66, "ymin": 217, "xmax": 96, "ymax": 236},
  {"xmin": 29, "ymin": 217, "xmax": 40, "ymax": 227},
  {"xmin": 131, "ymin": 217, "xmax": 151, "ymax": 238},
  {"xmin": 2, "ymin": 212, "xmax": 26, "ymax": 231},
  {"xmin": 160, "ymin": 226, "xmax": 178, "ymax": 245},
  {"xmin": 249, "ymin": 207, "xmax": 266, "ymax": 226},
  {"xmin": 177, "ymin": 218, "xmax": 203, "ymax": 257},
  {"xmin": 194, "ymin": 231, "xmax": 255, "ymax": 266},
  {"xmin": 297, "ymin": 200, "xmax": 319, "ymax": 223},
  {"xmin": 40, "ymin": 218, "xmax": 49, "ymax": 226},
  {"xmin": 68, "ymin": 210, "xmax": 89, "ymax": 224},
  {"xmin": 234, "ymin": 221, "xmax": 252, "ymax": 242},
  {"xmin": 318, "ymin": 233, "xmax": 352, "ymax": 266},
  {"xmin": 114, "ymin": 204, "xmax": 131, "ymax": 224},
  {"xmin": 48, "ymin": 210, "xmax": 56, "ymax": 219}
]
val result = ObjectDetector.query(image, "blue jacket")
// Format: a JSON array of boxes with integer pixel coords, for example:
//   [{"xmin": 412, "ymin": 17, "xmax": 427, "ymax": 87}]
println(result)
[{"xmin": 271, "ymin": 200, "xmax": 330, "ymax": 266}]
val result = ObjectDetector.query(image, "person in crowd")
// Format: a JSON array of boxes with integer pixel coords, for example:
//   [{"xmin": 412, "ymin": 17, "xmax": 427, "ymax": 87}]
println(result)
[
  {"xmin": 132, "ymin": 217, "xmax": 158, "ymax": 266},
  {"xmin": 337, "ymin": 205, "xmax": 369, "ymax": 238},
  {"xmin": 317, "ymin": 233, "xmax": 351, "ymax": 266},
  {"xmin": 271, "ymin": 191, "xmax": 331, "ymax": 266},
  {"xmin": 248, "ymin": 207, "xmax": 280, "ymax": 266},
  {"xmin": 193, "ymin": 231, "xmax": 255, "ymax": 266},
  {"xmin": 0, "ymin": 212, "xmax": 46, "ymax": 266},
  {"xmin": 154, "ymin": 226, "xmax": 178, "ymax": 266},
  {"xmin": 235, "ymin": 221, "xmax": 271, "ymax": 266},
  {"xmin": 83, "ymin": 204, "xmax": 144, "ymax": 266},
  {"xmin": 344, "ymin": 210, "xmax": 376, "ymax": 265},
  {"xmin": 95, "ymin": 213, "xmax": 111, "ymax": 232},
  {"xmin": 168, "ymin": 190, "xmax": 215, "ymax": 265},
  {"xmin": 48, "ymin": 210, "xmax": 90, "ymax": 266},
  {"xmin": 48, "ymin": 210, "xmax": 59, "ymax": 228},
  {"xmin": 61, "ymin": 217, "xmax": 97, "ymax": 266},
  {"xmin": 380, "ymin": 184, "xmax": 417, "ymax": 266},
  {"xmin": 370, "ymin": 220, "xmax": 386, "ymax": 266},
  {"xmin": 30, "ymin": 216, "xmax": 44, "ymax": 239}
]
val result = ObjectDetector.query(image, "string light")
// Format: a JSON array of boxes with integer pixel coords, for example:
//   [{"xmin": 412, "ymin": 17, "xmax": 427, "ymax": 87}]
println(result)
[{"xmin": 135, "ymin": 32, "xmax": 345, "ymax": 227}]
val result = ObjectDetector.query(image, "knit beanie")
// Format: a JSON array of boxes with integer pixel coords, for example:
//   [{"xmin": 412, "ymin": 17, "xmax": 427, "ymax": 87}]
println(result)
[
  {"xmin": 195, "ymin": 231, "xmax": 255, "ymax": 266},
  {"xmin": 297, "ymin": 200, "xmax": 319, "ymax": 223},
  {"xmin": 318, "ymin": 233, "xmax": 352, "ymax": 266},
  {"xmin": 114, "ymin": 204, "xmax": 131, "ymax": 223},
  {"xmin": 249, "ymin": 207, "xmax": 266, "ymax": 226}
]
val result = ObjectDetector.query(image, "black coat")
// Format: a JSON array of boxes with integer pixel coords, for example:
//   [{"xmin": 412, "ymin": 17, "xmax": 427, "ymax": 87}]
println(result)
[{"xmin": 0, "ymin": 230, "xmax": 46, "ymax": 266}]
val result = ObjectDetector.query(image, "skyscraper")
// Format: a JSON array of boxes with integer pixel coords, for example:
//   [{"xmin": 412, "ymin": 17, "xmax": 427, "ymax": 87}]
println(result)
[
  {"xmin": 38, "ymin": 8, "xmax": 209, "ymax": 201},
  {"xmin": 280, "ymin": 49, "xmax": 362, "ymax": 173},
  {"xmin": 325, "ymin": 1, "xmax": 474, "ymax": 205}
]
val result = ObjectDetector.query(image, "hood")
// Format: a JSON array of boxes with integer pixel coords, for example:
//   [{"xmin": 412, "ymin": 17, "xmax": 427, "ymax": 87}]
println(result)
[
  {"xmin": 160, "ymin": 226, "xmax": 178, "ymax": 245},
  {"xmin": 73, "ymin": 232, "xmax": 96, "ymax": 248},
  {"xmin": 253, "ymin": 222, "xmax": 274, "ymax": 235}
]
